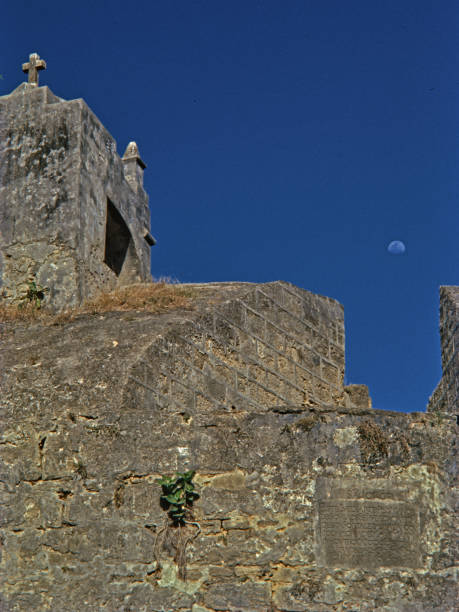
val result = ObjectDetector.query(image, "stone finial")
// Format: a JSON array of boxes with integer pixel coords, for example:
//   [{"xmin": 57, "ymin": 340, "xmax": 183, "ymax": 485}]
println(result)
[
  {"xmin": 22, "ymin": 53, "xmax": 47, "ymax": 86},
  {"xmin": 122, "ymin": 141, "xmax": 146, "ymax": 169},
  {"xmin": 122, "ymin": 141, "xmax": 146, "ymax": 192}
]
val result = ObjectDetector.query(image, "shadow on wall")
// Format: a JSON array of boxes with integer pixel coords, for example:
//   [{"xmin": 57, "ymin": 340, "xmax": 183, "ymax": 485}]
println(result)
[{"xmin": 104, "ymin": 198, "xmax": 140, "ymax": 282}]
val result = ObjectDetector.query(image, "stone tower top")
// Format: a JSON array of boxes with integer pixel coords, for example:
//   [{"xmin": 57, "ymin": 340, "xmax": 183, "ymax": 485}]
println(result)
[
  {"xmin": 22, "ymin": 52, "xmax": 47, "ymax": 86},
  {"xmin": 122, "ymin": 141, "xmax": 146, "ymax": 169},
  {"xmin": 0, "ymin": 53, "xmax": 154, "ymax": 310},
  {"xmin": 122, "ymin": 141, "xmax": 147, "ymax": 191}
]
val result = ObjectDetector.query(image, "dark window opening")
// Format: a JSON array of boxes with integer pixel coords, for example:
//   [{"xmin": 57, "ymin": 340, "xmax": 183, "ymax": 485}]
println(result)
[{"xmin": 104, "ymin": 199, "xmax": 132, "ymax": 276}]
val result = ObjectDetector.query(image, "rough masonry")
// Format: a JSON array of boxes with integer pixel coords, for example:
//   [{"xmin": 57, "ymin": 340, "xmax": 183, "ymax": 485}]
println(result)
[
  {"xmin": 0, "ymin": 281, "xmax": 457, "ymax": 611},
  {"xmin": 0, "ymin": 53, "xmax": 154, "ymax": 311},
  {"xmin": 0, "ymin": 55, "xmax": 457, "ymax": 611}
]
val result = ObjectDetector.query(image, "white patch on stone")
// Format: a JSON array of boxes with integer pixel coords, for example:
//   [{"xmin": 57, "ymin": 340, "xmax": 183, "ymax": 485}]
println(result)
[
  {"xmin": 305, "ymin": 479, "xmax": 316, "ymax": 496},
  {"xmin": 333, "ymin": 426, "xmax": 358, "ymax": 448}
]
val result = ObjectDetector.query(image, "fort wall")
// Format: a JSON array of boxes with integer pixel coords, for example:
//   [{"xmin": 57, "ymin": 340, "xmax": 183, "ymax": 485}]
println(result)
[
  {"xmin": 428, "ymin": 286, "xmax": 459, "ymax": 415},
  {"xmin": 0, "ymin": 282, "xmax": 457, "ymax": 611},
  {"xmin": 0, "ymin": 59, "xmax": 457, "ymax": 611}
]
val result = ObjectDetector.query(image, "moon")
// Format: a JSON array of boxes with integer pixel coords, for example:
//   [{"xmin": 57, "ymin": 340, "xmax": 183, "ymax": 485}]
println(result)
[{"xmin": 387, "ymin": 240, "xmax": 406, "ymax": 255}]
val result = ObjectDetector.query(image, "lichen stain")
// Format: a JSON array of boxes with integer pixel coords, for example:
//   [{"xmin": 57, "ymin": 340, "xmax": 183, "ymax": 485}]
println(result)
[
  {"xmin": 207, "ymin": 469, "xmax": 246, "ymax": 490},
  {"xmin": 333, "ymin": 426, "xmax": 358, "ymax": 448},
  {"xmin": 157, "ymin": 560, "xmax": 208, "ymax": 595}
]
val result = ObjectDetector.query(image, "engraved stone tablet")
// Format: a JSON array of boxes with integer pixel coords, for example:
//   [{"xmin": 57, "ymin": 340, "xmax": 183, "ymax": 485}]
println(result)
[{"xmin": 318, "ymin": 498, "xmax": 421, "ymax": 568}]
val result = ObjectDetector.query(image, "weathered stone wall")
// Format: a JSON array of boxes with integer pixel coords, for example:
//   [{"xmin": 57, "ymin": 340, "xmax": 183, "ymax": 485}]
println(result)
[
  {"xmin": 0, "ymin": 282, "xmax": 457, "ymax": 611},
  {"xmin": 127, "ymin": 282, "xmax": 346, "ymax": 414},
  {"xmin": 77, "ymin": 102, "xmax": 151, "ymax": 298},
  {"xmin": 428, "ymin": 286, "xmax": 459, "ymax": 415},
  {"xmin": 0, "ymin": 85, "xmax": 82, "ymax": 307},
  {"xmin": 0, "ymin": 84, "xmax": 152, "ymax": 310}
]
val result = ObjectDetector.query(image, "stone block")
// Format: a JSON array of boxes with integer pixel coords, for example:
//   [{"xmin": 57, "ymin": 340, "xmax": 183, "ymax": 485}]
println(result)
[
  {"xmin": 344, "ymin": 384, "xmax": 372, "ymax": 408},
  {"xmin": 203, "ymin": 581, "xmax": 271, "ymax": 611}
]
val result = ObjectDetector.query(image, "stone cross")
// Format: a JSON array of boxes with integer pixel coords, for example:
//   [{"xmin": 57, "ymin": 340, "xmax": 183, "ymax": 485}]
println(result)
[{"xmin": 22, "ymin": 53, "xmax": 46, "ymax": 86}]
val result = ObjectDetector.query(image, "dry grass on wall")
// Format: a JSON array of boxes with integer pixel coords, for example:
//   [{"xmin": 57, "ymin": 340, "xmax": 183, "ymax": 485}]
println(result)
[
  {"xmin": 0, "ymin": 282, "xmax": 195, "ymax": 325},
  {"xmin": 357, "ymin": 420, "xmax": 389, "ymax": 463}
]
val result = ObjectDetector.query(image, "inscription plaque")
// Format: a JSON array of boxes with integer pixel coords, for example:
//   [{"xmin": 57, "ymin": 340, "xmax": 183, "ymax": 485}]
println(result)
[{"xmin": 318, "ymin": 499, "xmax": 421, "ymax": 568}]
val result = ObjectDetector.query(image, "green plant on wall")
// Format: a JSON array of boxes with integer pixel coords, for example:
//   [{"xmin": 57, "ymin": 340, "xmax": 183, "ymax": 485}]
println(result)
[
  {"xmin": 154, "ymin": 470, "xmax": 201, "ymax": 581},
  {"xmin": 19, "ymin": 279, "xmax": 49, "ymax": 309},
  {"xmin": 157, "ymin": 470, "xmax": 200, "ymax": 525}
]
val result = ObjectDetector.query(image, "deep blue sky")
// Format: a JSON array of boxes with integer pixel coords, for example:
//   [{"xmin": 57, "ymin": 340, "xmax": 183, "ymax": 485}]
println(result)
[{"xmin": 2, "ymin": 1, "xmax": 458, "ymax": 412}]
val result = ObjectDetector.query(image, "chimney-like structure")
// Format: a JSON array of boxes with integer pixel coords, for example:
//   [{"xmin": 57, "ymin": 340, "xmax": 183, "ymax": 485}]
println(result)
[{"xmin": 122, "ymin": 141, "xmax": 146, "ymax": 191}]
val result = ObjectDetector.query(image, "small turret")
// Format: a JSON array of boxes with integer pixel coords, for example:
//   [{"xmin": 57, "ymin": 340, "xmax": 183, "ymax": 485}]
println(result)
[{"xmin": 122, "ymin": 141, "xmax": 146, "ymax": 193}]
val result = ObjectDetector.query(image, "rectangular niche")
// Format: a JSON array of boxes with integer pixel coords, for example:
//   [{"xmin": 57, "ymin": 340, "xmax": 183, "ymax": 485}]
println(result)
[{"xmin": 104, "ymin": 198, "xmax": 132, "ymax": 276}]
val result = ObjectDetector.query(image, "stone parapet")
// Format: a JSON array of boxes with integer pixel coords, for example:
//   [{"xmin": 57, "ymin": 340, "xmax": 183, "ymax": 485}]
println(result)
[{"xmin": 127, "ymin": 282, "xmax": 346, "ymax": 415}]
